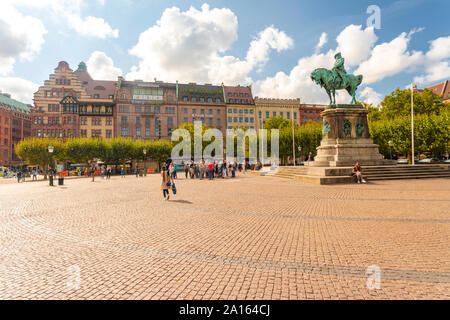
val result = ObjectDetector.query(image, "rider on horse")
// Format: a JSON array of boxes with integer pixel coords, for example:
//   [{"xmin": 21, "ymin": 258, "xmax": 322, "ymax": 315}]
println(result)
[{"xmin": 332, "ymin": 52, "xmax": 348, "ymax": 88}]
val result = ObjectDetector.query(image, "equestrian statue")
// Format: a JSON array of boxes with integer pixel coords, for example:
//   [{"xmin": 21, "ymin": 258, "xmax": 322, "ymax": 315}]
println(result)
[{"xmin": 310, "ymin": 52, "xmax": 363, "ymax": 106}]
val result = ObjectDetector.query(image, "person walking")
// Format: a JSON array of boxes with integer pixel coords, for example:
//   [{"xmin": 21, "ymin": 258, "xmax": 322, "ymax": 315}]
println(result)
[
  {"xmin": 308, "ymin": 152, "xmax": 315, "ymax": 162},
  {"xmin": 169, "ymin": 163, "xmax": 176, "ymax": 180},
  {"xmin": 208, "ymin": 161, "xmax": 214, "ymax": 180},
  {"xmin": 107, "ymin": 167, "xmax": 111, "ymax": 179},
  {"xmin": 161, "ymin": 166, "xmax": 173, "ymax": 200},
  {"xmin": 32, "ymin": 169, "xmax": 38, "ymax": 181},
  {"xmin": 184, "ymin": 163, "xmax": 189, "ymax": 179},
  {"xmin": 199, "ymin": 160, "xmax": 205, "ymax": 180},
  {"xmin": 121, "ymin": 167, "xmax": 125, "ymax": 178},
  {"xmin": 17, "ymin": 171, "xmax": 21, "ymax": 183}
]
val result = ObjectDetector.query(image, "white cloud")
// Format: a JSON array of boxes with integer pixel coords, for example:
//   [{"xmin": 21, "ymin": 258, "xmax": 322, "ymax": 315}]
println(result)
[
  {"xmin": 86, "ymin": 51, "xmax": 122, "ymax": 80},
  {"xmin": 0, "ymin": 77, "xmax": 40, "ymax": 104},
  {"xmin": 359, "ymin": 86, "xmax": 383, "ymax": 106},
  {"xmin": 354, "ymin": 32, "xmax": 423, "ymax": 84},
  {"xmin": 414, "ymin": 36, "xmax": 450, "ymax": 85},
  {"xmin": 7, "ymin": 0, "xmax": 118, "ymax": 39},
  {"xmin": 336, "ymin": 25, "xmax": 377, "ymax": 66},
  {"xmin": 315, "ymin": 32, "xmax": 328, "ymax": 53},
  {"xmin": 67, "ymin": 15, "xmax": 118, "ymax": 39},
  {"xmin": 126, "ymin": 4, "xmax": 293, "ymax": 85},
  {"xmin": 0, "ymin": 3, "xmax": 47, "ymax": 75}
]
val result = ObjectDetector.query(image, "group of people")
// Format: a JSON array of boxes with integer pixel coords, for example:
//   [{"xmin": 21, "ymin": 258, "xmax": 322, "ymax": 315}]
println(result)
[
  {"xmin": 14, "ymin": 169, "xmax": 38, "ymax": 183},
  {"xmin": 167, "ymin": 160, "xmax": 250, "ymax": 181}
]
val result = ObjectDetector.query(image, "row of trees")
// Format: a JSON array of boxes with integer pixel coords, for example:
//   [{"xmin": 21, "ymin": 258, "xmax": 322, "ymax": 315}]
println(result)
[{"xmin": 15, "ymin": 137, "xmax": 172, "ymax": 178}]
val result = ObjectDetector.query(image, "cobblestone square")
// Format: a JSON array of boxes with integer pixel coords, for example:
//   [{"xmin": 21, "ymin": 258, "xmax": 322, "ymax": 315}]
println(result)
[{"xmin": 0, "ymin": 174, "xmax": 449, "ymax": 299}]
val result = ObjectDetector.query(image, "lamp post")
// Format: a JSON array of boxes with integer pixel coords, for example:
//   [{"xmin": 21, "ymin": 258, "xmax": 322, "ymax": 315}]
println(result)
[
  {"xmin": 48, "ymin": 144, "xmax": 54, "ymax": 186},
  {"xmin": 298, "ymin": 146, "xmax": 302, "ymax": 164},
  {"xmin": 388, "ymin": 140, "xmax": 393, "ymax": 160},
  {"xmin": 291, "ymin": 105, "xmax": 296, "ymax": 166},
  {"xmin": 411, "ymin": 83, "xmax": 415, "ymax": 166},
  {"xmin": 143, "ymin": 148, "xmax": 147, "ymax": 176}
]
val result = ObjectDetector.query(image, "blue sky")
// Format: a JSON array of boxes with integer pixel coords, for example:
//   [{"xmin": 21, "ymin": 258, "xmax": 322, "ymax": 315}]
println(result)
[{"xmin": 1, "ymin": 0, "xmax": 449, "ymax": 105}]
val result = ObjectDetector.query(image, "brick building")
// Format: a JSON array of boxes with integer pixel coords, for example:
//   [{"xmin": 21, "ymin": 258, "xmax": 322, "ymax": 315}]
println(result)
[
  {"xmin": 0, "ymin": 92, "xmax": 32, "ymax": 167},
  {"xmin": 425, "ymin": 80, "xmax": 450, "ymax": 104},
  {"xmin": 299, "ymin": 104, "xmax": 326, "ymax": 124},
  {"xmin": 32, "ymin": 61, "xmax": 115, "ymax": 140},
  {"xmin": 223, "ymin": 85, "xmax": 256, "ymax": 130},
  {"xmin": 114, "ymin": 78, "xmax": 177, "ymax": 140},
  {"xmin": 177, "ymin": 83, "xmax": 226, "ymax": 136}
]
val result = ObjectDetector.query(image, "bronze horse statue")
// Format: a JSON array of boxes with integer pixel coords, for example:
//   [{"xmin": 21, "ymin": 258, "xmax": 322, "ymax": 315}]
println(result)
[{"xmin": 311, "ymin": 68, "xmax": 363, "ymax": 105}]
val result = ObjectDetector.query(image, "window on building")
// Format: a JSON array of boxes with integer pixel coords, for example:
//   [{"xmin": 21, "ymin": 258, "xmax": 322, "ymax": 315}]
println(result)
[
  {"xmin": 216, "ymin": 98, "xmax": 221, "ymax": 103},
  {"xmin": 135, "ymin": 106, "xmax": 141, "ymax": 113},
  {"xmin": 200, "ymin": 97, "xmax": 205, "ymax": 102},
  {"xmin": 273, "ymin": 112, "xmax": 276, "ymax": 117},
  {"xmin": 106, "ymin": 130, "xmax": 112, "ymax": 138},
  {"xmin": 167, "ymin": 95, "xmax": 173, "ymax": 101},
  {"xmin": 207, "ymin": 98, "xmax": 213, "ymax": 102},
  {"xmin": 287, "ymin": 112, "xmax": 290, "ymax": 119},
  {"xmin": 183, "ymin": 97, "xmax": 188, "ymax": 102},
  {"xmin": 192, "ymin": 97, "xmax": 197, "ymax": 102},
  {"xmin": 145, "ymin": 117, "xmax": 150, "ymax": 125},
  {"xmin": 106, "ymin": 118, "xmax": 112, "ymax": 126},
  {"xmin": 121, "ymin": 127, "xmax": 128, "ymax": 136},
  {"xmin": 168, "ymin": 117, "xmax": 173, "ymax": 125},
  {"xmin": 136, "ymin": 116, "xmax": 141, "ymax": 124},
  {"xmin": 228, "ymin": 109, "xmax": 232, "ymax": 113},
  {"xmin": 217, "ymin": 118, "xmax": 221, "ymax": 125},
  {"xmin": 245, "ymin": 117, "xmax": 249, "ymax": 123},
  {"xmin": 239, "ymin": 117, "xmax": 243, "ymax": 123},
  {"xmin": 294, "ymin": 112, "xmax": 297, "ymax": 119},
  {"xmin": 265, "ymin": 112, "xmax": 269, "ymax": 118},
  {"xmin": 250, "ymin": 117, "xmax": 254, "ymax": 123},
  {"xmin": 145, "ymin": 128, "xmax": 150, "ymax": 137},
  {"xmin": 184, "ymin": 108, "xmax": 187, "ymax": 113},
  {"xmin": 155, "ymin": 117, "xmax": 159, "ymax": 125},
  {"xmin": 233, "ymin": 117, "xmax": 238, "ymax": 122},
  {"xmin": 121, "ymin": 116, "xmax": 127, "ymax": 124},
  {"xmin": 280, "ymin": 112, "xmax": 283, "ymax": 117},
  {"xmin": 229, "ymin": 99, "xmax": 233, "ymax": 103},
  {"xmin": 136, "ymin": 127, "xmax": 141, "ymax": 137}
]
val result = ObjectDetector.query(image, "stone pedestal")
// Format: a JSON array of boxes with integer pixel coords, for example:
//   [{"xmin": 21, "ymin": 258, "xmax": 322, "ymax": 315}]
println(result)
[{"xmin": 306, "ymin": 106, "xmax": 395, "ymax": 167}]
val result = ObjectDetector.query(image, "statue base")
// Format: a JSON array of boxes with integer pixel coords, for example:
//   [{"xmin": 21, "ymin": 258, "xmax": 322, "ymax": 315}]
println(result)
[{"xmin": 307, "ymin": 106, "xmax": 395, "ymax": 167}]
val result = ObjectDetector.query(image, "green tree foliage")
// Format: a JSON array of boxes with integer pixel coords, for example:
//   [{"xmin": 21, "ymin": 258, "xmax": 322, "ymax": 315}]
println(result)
[
  {"xmin": 15, "ymin": 137, "xmax": 65, "ymax": 179},
  {"xmin": 378, "ymin": 88, "xmax": 446, "ymax": 120},
  {"xmin": 64, "ymin": 137, "xmax": 108, "ymax": 165},
  {"xmin": 369, "ymin": 111, "xmax": 450, "ymax": 160},
  {"xmin": 263, "ymin": 116, "xmax": 291, "ymax": 130}
]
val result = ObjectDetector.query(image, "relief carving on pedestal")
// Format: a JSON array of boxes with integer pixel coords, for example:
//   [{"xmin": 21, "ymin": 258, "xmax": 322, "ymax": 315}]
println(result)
[{"xmin": 342, "ymin": 119, "xmax": 352, "ymax": 136}]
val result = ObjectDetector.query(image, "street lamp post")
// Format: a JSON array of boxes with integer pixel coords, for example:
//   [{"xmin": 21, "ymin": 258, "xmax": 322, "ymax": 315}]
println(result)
[
  {"xmin": 48, "ymin": 144, "xmax": 54, "ymax": 186},
  {"xmin": 291, "ymin": 105, "xmax": 296, "ymax": 166},
  {"xmin": 388, "ymin": 140, "xmax": 393, "ymax": 160},
  {"xmin": 143, "ymin": 148, "xmax": 147, "ymax": 176},
  {"xmin": 411, "ymin": 83, "xmax": 415, "ymax": 166}
]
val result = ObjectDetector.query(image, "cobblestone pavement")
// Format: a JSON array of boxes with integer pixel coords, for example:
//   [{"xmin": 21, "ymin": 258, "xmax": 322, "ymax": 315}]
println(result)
[{"xmin": 0, "ymin": 173, "xmax": 449, "ymax": 300}]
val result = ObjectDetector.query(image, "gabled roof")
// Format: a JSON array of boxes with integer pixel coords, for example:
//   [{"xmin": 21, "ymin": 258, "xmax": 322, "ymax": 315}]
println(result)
[
  {"xmin": 223, "ymin": 85, "xmax": 254, "ymax": 104},
  {"xmin": 73, "ymin": 62, "xmax": 116, "ymax": 99},
  {"xmin": 0, "ymin": 93, "xmax": 31, "ymax": 114},
  {"xmin": 425, "ymin": 80, "xmax": 449, "ymax": 100}
]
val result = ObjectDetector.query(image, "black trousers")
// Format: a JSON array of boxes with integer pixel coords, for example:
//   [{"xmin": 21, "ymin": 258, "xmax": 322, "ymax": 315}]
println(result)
[{"xmin": 163, "ymin": 189, "xmax": 169, "ymax": 197}]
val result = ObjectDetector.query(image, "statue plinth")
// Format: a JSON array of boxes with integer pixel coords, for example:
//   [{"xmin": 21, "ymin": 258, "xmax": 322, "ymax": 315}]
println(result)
[{"xmin": 307, "ymin": 105, "xmax": 395, "ymax": 167}]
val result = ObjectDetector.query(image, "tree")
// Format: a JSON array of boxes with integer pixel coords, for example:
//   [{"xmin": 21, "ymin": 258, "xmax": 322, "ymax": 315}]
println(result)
[
  {"xmin": 15, "ymin": 138, "xmax": 65, "ymax": 179},
  {"xmin": 147, "ymin": 140, "xmax": 172, "ymax": 171},
  {"xmin": 65, "ymin": 138, "xmax": 108, "ymax": 170},
  {"xmin": 379, "ymin": 88, "xmax": 446, "ymax": 120},
  {"xmin": 107, "ymin": 137, "xmax": 135, "ymax": 166},
  {"xmin": 263, "ymin": 116, "xmax": 291, "ymax": 130}
]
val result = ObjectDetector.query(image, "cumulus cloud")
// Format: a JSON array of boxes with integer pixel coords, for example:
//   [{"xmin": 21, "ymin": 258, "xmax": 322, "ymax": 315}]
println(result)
[
  {"xmin": 68, "ymin": 15, "xmax": 118, "ymax": 39},
  {"xmin": 0, "ymin": 77, "xmax": 40, "ymax": 103},
  {"xmin": 126, "ymin": 4, "xmax": 293, "ymax": 85},
  {"xmin": 0, "ymin": 3, "xmax": 47, "ymax": 75},
  {"xmin": 336, "ymin": 25, "xmax": 377, "ymax": 66},
  {"xmin": 315, "ymin": 32, "xmax": 328, "ymax": 53},
  {"xmin": 355, "ymin": 32, "xmax": 423, "ymax": 84},
  {"xmin": 7, "ymin": 0, "xmax": 118, "ymax": 39},
  {"xmin": 414, "ymin": 36, "xmax": 450, "ymax": 85},
  {"xmin": 86, "ymin": 51, "xmax": 122, "ymax": 80},
  {"xmin": 359, "ymin": 87, "xmax": 383, "ymax": 106}
]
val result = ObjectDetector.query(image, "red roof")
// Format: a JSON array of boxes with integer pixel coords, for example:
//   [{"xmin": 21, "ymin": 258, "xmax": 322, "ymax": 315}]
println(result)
[
  {"xmin": 223, "ymin": 85, "xmax": 254, "ymax": 105},
  {"xmin": 425, "ymin": 80, "xmax": 450, "ymax": 100},
  {"xmin": 74, "ymin": 69, "xmax": 116, "ymax": 99}
]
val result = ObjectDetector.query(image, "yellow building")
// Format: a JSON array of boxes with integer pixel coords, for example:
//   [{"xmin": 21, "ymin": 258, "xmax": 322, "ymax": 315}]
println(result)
[
  {"xmin": 254, "ymin": 97, "xmax": 301, "ymax": 129},
  {"xmin": 224, "ymin": 85, "xmax": 256, "ymax": 130}
]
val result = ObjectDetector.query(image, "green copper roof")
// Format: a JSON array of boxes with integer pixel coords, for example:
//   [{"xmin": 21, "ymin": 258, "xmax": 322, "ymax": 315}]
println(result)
[
  {"xmin": 78, "ymin": 61, "xmax": 87, "ymax": 71},
  {"xmin": 0, "ymin": 94, "xmax": 31, "ymax": 114}
]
